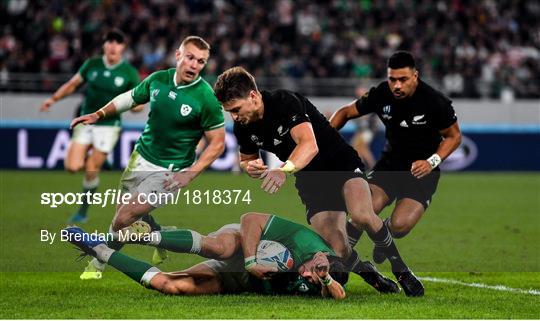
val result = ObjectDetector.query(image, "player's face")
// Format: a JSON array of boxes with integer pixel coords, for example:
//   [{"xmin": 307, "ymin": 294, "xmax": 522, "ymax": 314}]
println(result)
[
  {"xmin": 222, "ymin": 91, "xmax": 262, "ymax": 125},
  {"xmin": 387, "ymin": 67, "xmax": 418, "ymax": 99},
  {"xmin": 176, "ymin": 42, "xmax": 209, "ymax": 84},
  {"xmin": 103, "ymin": 40, "xmax": 125, "ymax": 64}
]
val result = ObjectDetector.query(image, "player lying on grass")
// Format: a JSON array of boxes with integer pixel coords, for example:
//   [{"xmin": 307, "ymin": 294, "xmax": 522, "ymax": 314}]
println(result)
[{"xmin": 64, "ymin": 212, "xmax": 348, "ymax": 298}]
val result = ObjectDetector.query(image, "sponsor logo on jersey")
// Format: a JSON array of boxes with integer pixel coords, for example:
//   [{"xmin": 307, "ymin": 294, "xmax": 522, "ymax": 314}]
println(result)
[
  {"xmin": 277, "ymin": 125, "xmax": 289, "ymax": 136},
  {"xmin": 180, "ymin": 104, "xmax": 192, "ymax": 116},
  {"xmin": 412, "ymin": 114, "xmax": 427, "ymax": 125},
  {"xmin": 114, "ymin": 76, "xmax": 125, "ymax": 87},
  {"xmin": 298, "ymin": 283, "xmax": 309, "ymax": 292},
  {"xmin": 250, "ymin": 135, "xmax": 263, "ymax": 147},
  {"xmin": 382, "ymin": 105, "xmax": 392, "ymax": 119},
  {"xmin": 168, "ymin": 91, "xmax": 177, "ymax": 100},
  {"xmin": 103, "ymin": 70, "xmax": 111, "ymax": 77},
  {"xmin": 273, "ymin": 138, "xmax": 282, "ymax": 146},
  {"xmin": 150, "ymin": 89, "xmax": 160, "ymax": 102},
  {"xmin": 400, "ymin": 120, "xmax": 408, "ymax": 127},
  {"xmin": 90, "ymin": 71, "xmax": 98, "ymax": 81}
]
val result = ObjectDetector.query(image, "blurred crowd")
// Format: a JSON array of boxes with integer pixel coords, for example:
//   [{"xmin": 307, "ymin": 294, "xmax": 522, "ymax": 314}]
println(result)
[{"xmin": 2, "ymin": 0, "xmax": 539, "ymax": 98}]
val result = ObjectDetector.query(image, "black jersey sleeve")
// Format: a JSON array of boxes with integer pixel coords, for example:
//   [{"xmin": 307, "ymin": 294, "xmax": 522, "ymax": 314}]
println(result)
[
  {"xmin": 433, "ymin": 97, "xmax": 458, "ymax": 130},
  {"xmin": 283, "ymin": 91, "xmax": 310, "ymax": 128},
  {"xmin": 354, "ymin": 86, "xmax": 379, "ymax": 116},
  {"xmin": 233, "ymin": 124, "xmax": 259, "ymax": 155}
]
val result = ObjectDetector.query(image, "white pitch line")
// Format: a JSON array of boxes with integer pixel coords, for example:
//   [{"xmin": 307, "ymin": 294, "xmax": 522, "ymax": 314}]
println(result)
[{"xmin": 419, "ymin": 277, "xmax": 540, "ymax": 296}]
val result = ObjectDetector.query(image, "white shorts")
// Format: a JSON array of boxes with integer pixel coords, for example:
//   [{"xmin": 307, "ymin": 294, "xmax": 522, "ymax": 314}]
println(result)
[
  {"xmin": 119, "ymin": 150, "xmax": 179, "ymax": 208},
  {"xmin": 72, "ymin": 124, "xmax": 121, "ymax": 153}
]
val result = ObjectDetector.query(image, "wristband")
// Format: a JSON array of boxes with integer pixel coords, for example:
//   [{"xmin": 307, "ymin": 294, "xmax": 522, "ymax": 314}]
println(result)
[
  {"xmin": 427, "ymin": 153, "xmax": 442, "ymax": 169},
  {"xmin": 280, "ymin": 160, "xmax": 297, "ymax": 174},
  {"xmin": 320, "ymin": 275, "xmax": 333, "ymax": 287},
  {"xmin": 96, "ymin": 109, "xmax": 106, "ymax": 119},
  {"xmin": 244, "ymin": 256, "xmax": 257, "ymax": 269}
]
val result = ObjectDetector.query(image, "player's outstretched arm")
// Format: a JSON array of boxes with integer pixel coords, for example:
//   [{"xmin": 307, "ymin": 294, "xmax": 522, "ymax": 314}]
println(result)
[
  {"xmin": 329, "ymin": 100, "xmax": 360, "ymax": 130},
  {"xmin": 40, "ymin": 73, "xmax": 84, "ymax": 111},
  {"xmin": 240, "ymin": 212, "xmax": 278, "ymax": 279},
  {"xmin": 188, "ymin": 127, "xmax": 225, "ymax": 176},
  {"xmin": 70, "ymin": 90, "xmax": 141, "ymax": 129}
]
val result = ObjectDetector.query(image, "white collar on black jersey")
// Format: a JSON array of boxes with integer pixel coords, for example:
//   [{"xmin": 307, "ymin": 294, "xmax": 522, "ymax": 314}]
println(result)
[{"xmin": 173, "ymin": 71, "xmax": 202, "ymax": 89}]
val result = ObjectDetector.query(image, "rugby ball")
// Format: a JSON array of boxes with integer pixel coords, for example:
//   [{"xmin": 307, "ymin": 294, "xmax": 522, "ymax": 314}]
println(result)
[{"xmin": 256, "ymin": 240, "xmax": 294, "ymax": 271}]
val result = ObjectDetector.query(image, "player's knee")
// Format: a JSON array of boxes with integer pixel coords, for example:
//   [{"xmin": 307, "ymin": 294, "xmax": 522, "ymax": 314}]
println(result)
[
  {"xmin": 348, "ymin": 211, "xmax": 372, "ymax": 227},
  {"xmin": 389, "ymin": 220, "xmax": 412, "ymax": 239},
  {"xmin": 64, "ymin": 161, "xmax": 83, "ymax": 173},
  {"xmin": 158, "ymin": 279, "xmax": 180, "ymax": 295}
]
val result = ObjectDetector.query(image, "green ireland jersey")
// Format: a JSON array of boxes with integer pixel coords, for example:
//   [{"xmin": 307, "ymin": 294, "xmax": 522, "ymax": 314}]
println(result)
[
  {"xmin": 78, "ymin": 56, "xmax": 140, "ymax": 126},
  {"xmin": 131, "ymin": 68, "xmax": 225, "ymax": 170},
  {"xmin": 261, "ymin": 215, "xmax": 336, "ymax": 270}
]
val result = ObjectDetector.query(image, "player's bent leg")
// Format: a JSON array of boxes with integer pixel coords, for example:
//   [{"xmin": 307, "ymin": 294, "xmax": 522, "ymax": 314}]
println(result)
[
  {"xmin": 342, "ymin": 177, "xmax": 381, "ymax": 232},
  {"xmin": 310, "ymin": 211, "xmax": 350, "ymax": 258},
  {"xmin": 370, "ymin": 184, "xmax": 391, "ymax": 215},
  {"xmin": 64, "ymin": 141, "xmax": 90, "ymax": 173},
  {"xmin": 152, "ymin": 263, "xmax": 222, "ymax": 295},
  {"xmin": 343, "ymin": 178, "xmax": 411, "ymax": 275},
  {"xmin": 345, "ymin": 183, "xmax": 391, "ymax": 248},
  {"xmin": 389, "ymin": 198, "xmax": 425, "ymax": 239},
  {"xmin": 112, "ymin": 195, "xmax": 157, "ymax": 232},
  {"xmin": 202, "ymin": 224, "xmax": 242, "ymax": 260},
  {"xmin": 70, "ymin": 150, "xmax": 109, "ymax": 223}
]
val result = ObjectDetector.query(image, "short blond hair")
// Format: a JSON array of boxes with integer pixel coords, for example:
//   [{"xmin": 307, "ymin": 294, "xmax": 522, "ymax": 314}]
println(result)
[{"xmin": 180, "ymin": 36, "xmax": 211, "ymax": 51}]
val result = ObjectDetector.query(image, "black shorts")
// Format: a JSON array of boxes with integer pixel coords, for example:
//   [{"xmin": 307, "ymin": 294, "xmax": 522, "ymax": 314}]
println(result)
[
  {"xmin": 368, "ymin": 156, "xmax": 440, "ymax": 209},
  {"xmin": 294, "ymin": 149, "xmax": 366, "ymax": 223}
]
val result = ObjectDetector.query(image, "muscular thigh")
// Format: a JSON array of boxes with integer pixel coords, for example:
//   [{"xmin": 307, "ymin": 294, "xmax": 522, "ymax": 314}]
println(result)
[{"xmin": 310, "ymin": 211, "xmax": 349, "ymax": 257}]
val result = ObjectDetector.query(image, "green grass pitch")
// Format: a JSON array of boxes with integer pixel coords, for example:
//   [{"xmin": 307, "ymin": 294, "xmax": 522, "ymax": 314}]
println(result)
[{"xmin": 1, "ymin": 170, "xmax": 539, "ymax": 319}]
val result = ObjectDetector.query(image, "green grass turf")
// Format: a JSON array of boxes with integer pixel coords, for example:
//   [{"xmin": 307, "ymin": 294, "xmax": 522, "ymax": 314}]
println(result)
[{"xmin": 1, "ymin": 170, "xmax": 539, "ymax": 318}]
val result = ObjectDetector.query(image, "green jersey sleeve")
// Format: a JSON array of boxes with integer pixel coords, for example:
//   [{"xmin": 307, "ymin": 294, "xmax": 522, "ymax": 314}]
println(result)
[
  {"xmin": 77, "ymin": 59, "xmax": 91, "ymax": 81},
  {"xmin": 261, "ymin": 215, "xmax": 336, "ymax": 268},
  {"xmin": 200, "ymin": 90, "xmax": 225, "ymax": 131},
  {"xmin": 131, "ymin": 72, "xmax": 155, "ymax": 104}
]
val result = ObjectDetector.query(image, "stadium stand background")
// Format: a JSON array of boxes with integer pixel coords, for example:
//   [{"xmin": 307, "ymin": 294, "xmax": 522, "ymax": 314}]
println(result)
[
  {"xmin": 1, "ymin": 0, "xmax": 539, "ymax": 171},
  {"xmin": 1, "ymin": 0, "xmax": 539, "ymax": 98}
]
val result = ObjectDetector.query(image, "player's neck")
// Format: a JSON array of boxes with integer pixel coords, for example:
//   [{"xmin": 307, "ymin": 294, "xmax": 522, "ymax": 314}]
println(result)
[{"xmin": 103, "ymin": 56, "xmax": 121, "ymax": 68}]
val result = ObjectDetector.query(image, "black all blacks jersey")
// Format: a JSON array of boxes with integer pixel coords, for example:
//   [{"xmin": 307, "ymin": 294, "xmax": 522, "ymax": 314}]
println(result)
[
  {"xmin": 355, "ymin": 80, "xmax": 457, "ymax": 165},
  {"xmin": 233, "ymin": 90, "xmax": 358, "ymax": 171}
]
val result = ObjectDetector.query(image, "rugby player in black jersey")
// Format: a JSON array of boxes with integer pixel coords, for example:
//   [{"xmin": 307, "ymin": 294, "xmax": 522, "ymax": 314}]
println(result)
[
  {"xmin": 330, "ymin": 51, "xmax": 461, "ymax": 274},
  {"xmin": 214, "ymin": 67, "xmax": 424, "ymax": 296}
]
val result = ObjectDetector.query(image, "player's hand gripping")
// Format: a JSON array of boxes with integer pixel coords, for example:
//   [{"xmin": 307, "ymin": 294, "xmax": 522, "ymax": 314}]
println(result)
[
  {"xmin": 311, "ymin": 252, "xmax": 330, "ymax": 280},
  {"xmin": 245, "ymin": 159, "xmax": 268, "ymax": 178},
  {"xmin": 70, "ymin": 113, "xmax": 100, "ymax": 129},
  {"xmin": 260, "ymin": 169, "xmax": 286, "ymax": 194},
  {"xmin": 411, "ymin": 160, "xmax": 433, "ymax": 179},
  {"xmin": 164, "ymin": 170, "xmax": 196, "ymax": 191},
  {"xmin": 246, "ymin": 263, "xmax": 278, "ymax": 280}
]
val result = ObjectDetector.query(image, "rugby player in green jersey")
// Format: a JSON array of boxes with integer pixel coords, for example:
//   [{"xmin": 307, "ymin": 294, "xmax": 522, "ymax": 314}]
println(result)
[
  {"xmin": 70, "ymin": 36, "xmax": 225, "ymax": 280},
  {"xmin": 40, "ymin": 29, "xmax": 141, "ymax": 224},
  {"xmin": 64, "ymin": 213, "xmax": 348, "ymax": 299}
]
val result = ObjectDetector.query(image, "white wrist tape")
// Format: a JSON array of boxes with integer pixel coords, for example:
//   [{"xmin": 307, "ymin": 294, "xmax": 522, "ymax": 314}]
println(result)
[
  {"xmin": 112, "ymin": 90, "xmax": 136, "ymax": 113},
  {"xmin": 427, "ymin": 153, "xmax": 442, "ymax": 169}
]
